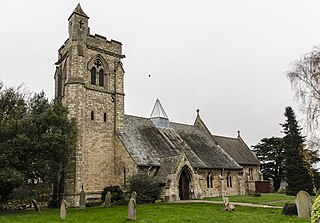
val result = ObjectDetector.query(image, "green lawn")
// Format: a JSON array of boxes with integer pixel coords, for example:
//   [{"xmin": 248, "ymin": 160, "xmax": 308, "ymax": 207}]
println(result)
[
  {"xmin": 205, "ymin": 193, "xmax": 297, "ymax": 206},
  {"xmin": 0, "ymin": 202, "xmax": 309, "ymax": 223}
]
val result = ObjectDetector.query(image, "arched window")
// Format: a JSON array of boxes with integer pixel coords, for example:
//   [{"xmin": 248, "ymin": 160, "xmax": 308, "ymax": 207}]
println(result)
[
  {"xmin": 91, "ymin": 67, "xmax": 96, "ymax": 85},
  {"xmin": 249, "ymin": 167, "xmax": 253, "ymax": 180},
  {"xmin": 98, "ymin": 69, "xmax": 104, "ymax": 87},
  {"xmin": 226, "ymin": 172, "xmax": 232, "ymax": 188},
  {"xmin": 207, "ymin": 172, "xmax": 213, "ymax": 188}
]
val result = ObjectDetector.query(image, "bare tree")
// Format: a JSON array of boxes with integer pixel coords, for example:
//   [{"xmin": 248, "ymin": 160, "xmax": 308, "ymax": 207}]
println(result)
[{"xmin": 287, "ymin": 46, "xmax": 320, "ymax": 136}]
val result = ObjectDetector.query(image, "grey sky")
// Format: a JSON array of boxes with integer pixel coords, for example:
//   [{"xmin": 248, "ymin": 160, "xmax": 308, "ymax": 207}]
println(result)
[{"xmin": 1, "ymin": 0, "xmax": 320, "ymax": 147}]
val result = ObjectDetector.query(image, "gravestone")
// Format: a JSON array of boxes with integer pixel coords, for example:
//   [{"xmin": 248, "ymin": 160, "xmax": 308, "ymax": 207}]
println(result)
[
  {"xmin": 127, "ymin": 198, "xmax": 136, "ymax": 220},
  {"xmin": 131, "ymin": 191, "xmax": 137, "ymax": 201},
  {"xmin": 79, "ymin": 188, "xmax": 86, "ymax": 210},
  {"xmin": 295, "ymin": 190, "xmax": 312, "ymax": 218},
  {"xmin": 223, "ymin": 197, "xmax": 235, "ymax": 211},
  {"xmin": 32, "ymin": 199, "xmax": 41, "ymax": 212},
  {"xmin": 60, "ymin": 199, "xmax": 67, "ymax": 220},
  {"xmin": 105, "ymin": 191, "xmax": 112, "ymax": 208}
]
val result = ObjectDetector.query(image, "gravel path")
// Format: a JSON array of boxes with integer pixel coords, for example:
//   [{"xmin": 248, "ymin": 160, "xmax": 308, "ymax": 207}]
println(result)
[{"xmin": 171, "ymin": 200, "xmax": 283, "ymax": 209}]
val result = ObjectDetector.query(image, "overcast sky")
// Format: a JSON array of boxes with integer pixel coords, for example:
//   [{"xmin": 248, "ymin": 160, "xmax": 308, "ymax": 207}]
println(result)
[{"xmin": 1, "ymin": 0, "xmax": 320, "ymax": 147}]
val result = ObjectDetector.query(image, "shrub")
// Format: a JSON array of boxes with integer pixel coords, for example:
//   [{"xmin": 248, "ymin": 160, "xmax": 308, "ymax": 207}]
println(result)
[
  {"xmin": 312, "ymin": 194, "xmax": 320, "ymax": 223},
  {"xmin": 86, "ymin": 200, "xmax": 103, "ymax": 207},
  {"xmin": 101, "ymin": 186, "xmax": 123, "ymax": 203},
  {"xmin": 129, "ymin": 173, "xmax": 160, "ymax": 204},
  {"xmin": 316, "ymin": 188, "xmax": 320, "ymax": 199},
  {"xmin": 282, "ymin": 202, "xmax": 298, "ymax": 216}
]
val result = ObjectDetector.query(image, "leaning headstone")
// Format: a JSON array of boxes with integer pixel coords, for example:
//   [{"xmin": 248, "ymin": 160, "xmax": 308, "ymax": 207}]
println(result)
[
  {"xmin": 223, "ymin": 197, "xmax": 235, "ymax": 211},
  {"xmin": 79, "ymin": 188, "xmax": 86, "ymax": 210},
  {"xmin": 60, "ymin": 199, "xmax": 67, "ymax": 220},
  {"xmin": 32, "ymin": 199, "xmax": 41, "ymax": 212},
  {"xmin": 295, "ymin": 190, "xmax": 312, "ymax": 218},
  {"xmin": 131, "ymin": 191, "xmax": 137, "ymax": 201},
  {"xmin": 127, "ymin": 197, "xmax": 136, "ymax": 220},
  {"xmin": 105, "ymin": 191, "xmax": 112, "ymax": 208}
]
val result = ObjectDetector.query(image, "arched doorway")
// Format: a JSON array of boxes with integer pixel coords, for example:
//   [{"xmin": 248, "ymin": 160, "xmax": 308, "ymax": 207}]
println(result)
[{"xmin": 178, "ymin": 167, "xmax": 191, "ymax": 200}]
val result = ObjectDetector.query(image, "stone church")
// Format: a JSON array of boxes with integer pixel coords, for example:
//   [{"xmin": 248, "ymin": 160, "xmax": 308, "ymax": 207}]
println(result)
[{"xmin": 54, "ymin": 4, "xmax": 261, "ymax": 206}]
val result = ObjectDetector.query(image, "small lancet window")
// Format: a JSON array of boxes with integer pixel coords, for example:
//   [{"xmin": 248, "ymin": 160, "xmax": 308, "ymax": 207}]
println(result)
[
  {"xmin": 249, "ymin": 167, "xmax": 253, "ymax": 180},
  {"xmin": 91, "ymin": 67, "xmax": 96, "ymax": 85},
  {"xmin": 91, "ymin": 111, "xmax": 94, "ymax": 120},
  {"xmin": 207, "ymin": 172, "xmax": 213, "ymax": 188},
  {"xmin": 103, "ymin": 113, "xmax": 107, "ymax": 122},
  {"xmin": 226, "ymin": 172, "xmax": 232, "ymax": 188},
  {"xmin": 99, "ymin": 69, "xmax": 104, "ymax": 87}
]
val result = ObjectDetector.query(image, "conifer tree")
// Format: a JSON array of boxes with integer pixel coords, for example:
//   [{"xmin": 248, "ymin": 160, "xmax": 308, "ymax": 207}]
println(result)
[
  {"xmin": 281, "ymin": 106, "xmax": 314, "ymax": 195},
  {"xmin": 252, "ymin": 137, "xmax": 284, "ymax": 191}
]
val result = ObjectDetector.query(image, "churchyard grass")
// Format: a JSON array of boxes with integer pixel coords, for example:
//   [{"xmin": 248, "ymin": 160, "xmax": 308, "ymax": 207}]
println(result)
[
  {"xmin": 0, "ymin": 202, "xmax": 308, "ymax": 223},
  {"xmin": 205, "ymin": 193, "xmax": 297, "ymax": 206}
]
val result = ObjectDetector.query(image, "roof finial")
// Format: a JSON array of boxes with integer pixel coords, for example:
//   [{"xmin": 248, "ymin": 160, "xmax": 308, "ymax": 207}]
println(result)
[
  {"xmin": 196, "ymin": 109, "xmax": 200, "ymax": 115},
  {"xmin": 237, "ymin": 130, "xmax": 241, "ymax": 138}
]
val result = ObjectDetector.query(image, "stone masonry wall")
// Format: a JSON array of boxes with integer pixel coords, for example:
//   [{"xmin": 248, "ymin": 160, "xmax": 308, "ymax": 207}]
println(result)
[{"xmin": 56, "ymin": 10, "xmax": 125, "ymax": 206}]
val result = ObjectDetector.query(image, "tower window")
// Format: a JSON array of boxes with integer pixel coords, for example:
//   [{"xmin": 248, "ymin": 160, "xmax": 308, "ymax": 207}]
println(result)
[
  {"xmin": 99, "ymin": 69, "xmax": 104, "ymax": 87},
  {"xmin": 91, "ymin": 111, "xmax": 94, "ymax": 120},
  {"xmin": 89, "ymin": 57, "xmax": 107, "ymax": 87},
  {"xmin": 91, "ymin": 67, "xmax": 96, "ymax": 85},
  {"xmin": 104, "ymin": 113, "xmax": 107, "ymax": 122}
]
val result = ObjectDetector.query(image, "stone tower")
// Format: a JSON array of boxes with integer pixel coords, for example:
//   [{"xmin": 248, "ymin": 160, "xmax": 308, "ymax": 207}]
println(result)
[{"xmin": 54, "ymin": 4, "xmax": 125, "ymax": 206}]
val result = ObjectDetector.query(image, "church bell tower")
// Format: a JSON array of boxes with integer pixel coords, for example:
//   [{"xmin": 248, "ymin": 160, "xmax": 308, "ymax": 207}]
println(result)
[{"xmin": 54, "ymin": 4, "xmax": 125, "ymax": 206}]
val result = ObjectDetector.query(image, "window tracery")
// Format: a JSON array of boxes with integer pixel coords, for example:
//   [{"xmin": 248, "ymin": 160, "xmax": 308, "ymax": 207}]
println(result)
[{"xmin": 88, "ymin": 56, "xmax": 107, "ymax": 87}]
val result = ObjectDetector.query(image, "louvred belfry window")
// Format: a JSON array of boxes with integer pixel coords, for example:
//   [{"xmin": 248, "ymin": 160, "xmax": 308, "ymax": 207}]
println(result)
[{"xmin": 89, "ymin": 57, "xmax": 106, "ymax": 87}]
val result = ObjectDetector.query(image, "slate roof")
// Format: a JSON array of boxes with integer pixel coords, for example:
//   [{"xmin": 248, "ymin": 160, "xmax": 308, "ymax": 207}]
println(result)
[
  {"xmin": 155, "ymin": 155, "xmax": 180, "ymax": 184},
  {"xmin": 212, "ymin": 135, "xmax": 260, "ymax": 165},
  {"xmin": 118, "ymin": 115, "xmax": 242, "ymax": 170}
]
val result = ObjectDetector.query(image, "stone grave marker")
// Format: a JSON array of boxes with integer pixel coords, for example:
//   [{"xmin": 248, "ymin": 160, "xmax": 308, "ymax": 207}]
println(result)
[
  {"xmin": 32, "ymin": 199, "xmax": 41, "ymax": 212},
  {"xmin": 105, "ymin": 191, "xmax": 112, "ymax": 208},
  {"xmin": 131, "ymin": 191, "xmax": 137, "ymax": 201},
  {"xmin": 295, "ymin": 190, "xmax": 312, "ymax": 218},
  {"xmin": 79, "ymin": 187, "xmax": 86, "ymax": 210},
  {"xmin": 60, "ymin": 199, "xmax": 67, "ymax": 220},
  {"xmin": 223, "ymin": 197, "xmax": 235, "ymax": 211},
  {"xmin": 127, "ymin": 197, "xmax": 136, "ymax": 220}
]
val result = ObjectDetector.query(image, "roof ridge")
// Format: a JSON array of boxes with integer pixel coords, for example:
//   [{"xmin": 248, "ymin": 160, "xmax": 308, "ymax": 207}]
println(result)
[
  {"xmin": 212, "ymin": 134, "xmax": 238, "ymax": 140},
  {"xmin": 124, "ymin": 114, "xmax": 149, "ymax": 119}
]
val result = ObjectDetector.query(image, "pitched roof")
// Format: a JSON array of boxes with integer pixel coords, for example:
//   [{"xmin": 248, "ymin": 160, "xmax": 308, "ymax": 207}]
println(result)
[
  {"xmin": 212, "ymin": 135, "xmax": 260, "ymax": 165},
  {"xmin": 155, "ymin": 155, "xmax": 180, "ymax": 184},
  {"xmin": 118, "ymin": 115, "xmax": 242, "ymax": 170},
  {"xmin": 69, "ymin": 3, "xmax": 89, "ymax": 20}
]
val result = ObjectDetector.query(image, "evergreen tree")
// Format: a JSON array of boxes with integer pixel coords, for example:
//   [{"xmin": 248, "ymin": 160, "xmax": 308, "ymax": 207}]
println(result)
[
  {"xmin": 0, "ymin": 81, "xmax": 77, "ymax": 202},
  {"xmin": 281, "ymin": 106, "xmax": 314, "ymax": 195},
  {"xmin": 252, "ymin": 137, "xmax": 284, "ymax": 191}
]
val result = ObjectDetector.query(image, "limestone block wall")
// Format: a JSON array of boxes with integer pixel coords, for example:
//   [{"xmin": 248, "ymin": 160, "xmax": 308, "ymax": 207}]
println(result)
[
  {"xmin": 114, "ymin": 136, "xmax": 138, "ymax": 188},
  {"xmin": 242, "ymin": 165, "xmax": 261, "ymax": 194},
  {"xmin": 197, "ymin": 169, "xmax": 244, "ymax": 197},
  {"xmin": 82, "ymin": 90, "xmax": 116, "ymax": 192}
]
